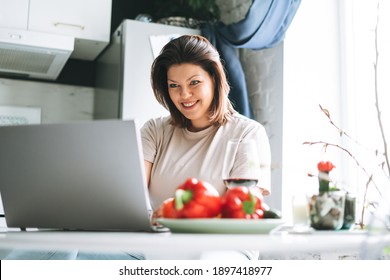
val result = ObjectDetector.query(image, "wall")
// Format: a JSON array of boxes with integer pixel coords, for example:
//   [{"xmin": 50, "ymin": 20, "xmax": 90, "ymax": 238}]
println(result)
[{"xmin": 0, "ymin": 78, "xmax": 94, "ymax": 123}]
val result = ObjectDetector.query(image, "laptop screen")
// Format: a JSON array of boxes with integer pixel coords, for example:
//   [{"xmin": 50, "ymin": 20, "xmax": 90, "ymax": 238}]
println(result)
[{"xmin": 0, "ymin": 119, "xmax": 152, "ymax": 231}]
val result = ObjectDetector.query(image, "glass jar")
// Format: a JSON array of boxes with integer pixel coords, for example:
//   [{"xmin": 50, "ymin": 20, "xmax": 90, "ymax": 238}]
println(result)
[{"xmin": 309, "ymin": 190, "xmax": 346, "ymax": 230}]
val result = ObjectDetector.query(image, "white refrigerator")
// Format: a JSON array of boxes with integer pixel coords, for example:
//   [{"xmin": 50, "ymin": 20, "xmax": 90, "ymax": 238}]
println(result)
[{"xmin": 95, "ymin": 19, "xmax": 200, "ymax": 125}]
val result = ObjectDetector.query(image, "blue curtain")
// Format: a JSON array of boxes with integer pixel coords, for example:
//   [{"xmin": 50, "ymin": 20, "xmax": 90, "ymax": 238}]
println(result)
[{"xmin": 202, "ymin": 0, "xmax": 301, "ymax": 118}]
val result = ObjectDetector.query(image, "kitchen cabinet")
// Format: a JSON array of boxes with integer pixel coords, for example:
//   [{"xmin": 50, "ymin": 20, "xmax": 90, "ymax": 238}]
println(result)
[
  {"xmin": 29, "ymin": 0, "xmax": 112, "ymax": 60},
  {"xmin": 0, "ymin": 0, "xmax": 112, "ymax": 61},
  {"xmin": 0, "ymin": 0, "xmax": 29, "ymax": 29}
]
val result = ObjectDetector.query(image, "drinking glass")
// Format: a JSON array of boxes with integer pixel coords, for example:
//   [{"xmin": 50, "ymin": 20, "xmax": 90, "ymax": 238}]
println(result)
[
  {"xmin": 291, "ymin": 194, "xmax": 311, "ymax": 232},
  {"xmin": 222, "ymin": 139, "xmax": 261, "ymax": 189}
]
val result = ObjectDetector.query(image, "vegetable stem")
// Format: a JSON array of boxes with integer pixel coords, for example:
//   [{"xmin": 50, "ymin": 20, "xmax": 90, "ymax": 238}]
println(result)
[{"xmin": 174, "ymin": 189, "xmax": 193, "ymax": 210}]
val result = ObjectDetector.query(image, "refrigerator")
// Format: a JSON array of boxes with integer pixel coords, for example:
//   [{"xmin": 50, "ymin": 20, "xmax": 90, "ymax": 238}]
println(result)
[{"xmin": 94, "ymin": 19, "xmax": 200, "ymax": 126}]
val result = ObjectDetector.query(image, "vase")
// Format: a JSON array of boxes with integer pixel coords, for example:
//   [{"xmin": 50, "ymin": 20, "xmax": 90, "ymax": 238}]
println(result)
[
  {"xmin": 309, "ymin": 191, "xmax": 346, "ymax": 230},
  {"xmin": 342, "ymin": 193, "xmax": 356, "ymax": 229}
]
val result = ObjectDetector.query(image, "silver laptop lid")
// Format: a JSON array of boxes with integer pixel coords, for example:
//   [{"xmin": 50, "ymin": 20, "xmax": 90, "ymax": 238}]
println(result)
[{"xmin": 0, "ymin": 119, "xmax": 152, "ymax": 231}]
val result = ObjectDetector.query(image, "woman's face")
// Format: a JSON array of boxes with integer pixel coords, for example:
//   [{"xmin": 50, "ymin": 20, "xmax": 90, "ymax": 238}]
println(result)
[{"xmin": 167, "ymin": 63, "xmax": 215, "ymax": 131}]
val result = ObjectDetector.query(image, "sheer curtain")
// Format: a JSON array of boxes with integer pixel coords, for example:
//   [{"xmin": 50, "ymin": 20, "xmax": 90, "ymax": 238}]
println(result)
[{"xmin": 202, "ymin": 0, "xmax": 301, "ymax": 118}]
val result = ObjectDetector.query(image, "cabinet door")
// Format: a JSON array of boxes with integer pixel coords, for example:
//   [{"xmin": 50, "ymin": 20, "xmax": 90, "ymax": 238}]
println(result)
[
  {"xmin": 28, "ymin": 0, "xmax": 111, "ymax": 42},
  {"xmin": 0, "ymin": 0, "xmax": 29, "ymax": 29}
]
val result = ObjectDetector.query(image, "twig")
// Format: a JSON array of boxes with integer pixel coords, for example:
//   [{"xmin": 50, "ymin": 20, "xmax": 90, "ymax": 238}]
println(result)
[
  {"xmin": 303, "ymin": 140, "xmax": 381, "ymax": 195},
  {"xmin": 319, "ymin": 104, "xmax": 385, "ymax": 157},
  {"xmin": 373, "ymin": 3, "xmax": 390, "ymax": 178},
  {"xmin": 360, "ymin": 174, "xmax": 373, "ymax": 229}
]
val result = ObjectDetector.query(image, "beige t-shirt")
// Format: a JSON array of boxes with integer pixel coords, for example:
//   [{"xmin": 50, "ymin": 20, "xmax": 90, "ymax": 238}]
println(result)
[{"xmin": 141, "ymin": 114, "xmax": 271, "ymax": 210}]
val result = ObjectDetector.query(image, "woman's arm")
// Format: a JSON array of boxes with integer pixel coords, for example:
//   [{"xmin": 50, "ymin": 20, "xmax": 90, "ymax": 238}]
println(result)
[
  {"xmin": 144, "ymin": 160, "xmax": 162, "ymax": 223},
  {"xmin": 144, "ymin": 160, "xmax": 153, "ymax": 188}
]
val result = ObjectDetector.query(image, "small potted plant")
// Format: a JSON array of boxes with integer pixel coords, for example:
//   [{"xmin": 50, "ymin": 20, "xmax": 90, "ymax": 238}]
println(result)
[
  {"xmin": 308, "ymin": 161, "xmax": 347, "ymax": 230},
  {"xmin": 151, "ymin": 0, "xmax": 220, "ymax": 28}
]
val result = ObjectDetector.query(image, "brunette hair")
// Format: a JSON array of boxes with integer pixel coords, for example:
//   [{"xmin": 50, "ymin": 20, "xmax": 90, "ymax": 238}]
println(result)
[{"xmin": 150, "ymin": 35, "xmax": 235, "ymax": 128}]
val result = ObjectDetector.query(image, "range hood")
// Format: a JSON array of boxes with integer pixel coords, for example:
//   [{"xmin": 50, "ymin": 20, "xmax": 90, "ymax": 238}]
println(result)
[{"xmin": 0, "ymin": 27, "xmax": 74, "ymax": 80}]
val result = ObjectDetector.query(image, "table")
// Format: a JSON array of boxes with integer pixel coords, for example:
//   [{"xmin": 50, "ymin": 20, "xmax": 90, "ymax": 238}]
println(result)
[{"xmin": 1, "ymin": 227, "xmax": 388, "ymax": 259}]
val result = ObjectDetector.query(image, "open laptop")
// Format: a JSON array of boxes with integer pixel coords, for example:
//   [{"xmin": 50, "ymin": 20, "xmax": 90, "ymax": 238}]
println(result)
[{"xmin": 0, "ymin": 119, "xmax": 154, "ymax": 231}]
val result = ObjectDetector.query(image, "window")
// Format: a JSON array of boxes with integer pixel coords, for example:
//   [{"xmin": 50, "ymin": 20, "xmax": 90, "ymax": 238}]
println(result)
[
  {"xmin": 283, "ymin": 0, "xmax": 389, "ymax": 225},
  {"xmin": 344, "ymin": 0, "xmax": 390, "ymax": 224}
]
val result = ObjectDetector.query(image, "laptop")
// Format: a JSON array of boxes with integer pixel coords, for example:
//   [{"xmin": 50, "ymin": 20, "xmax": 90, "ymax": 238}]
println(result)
[{"xmin": 0, "ymin": 119, "xmax": 154, "ymax": 231}]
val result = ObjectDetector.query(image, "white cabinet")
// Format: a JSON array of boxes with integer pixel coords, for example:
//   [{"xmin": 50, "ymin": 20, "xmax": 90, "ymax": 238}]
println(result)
[
  {"xmin": 29, "ymin": 0, "xmax": 110, "ymax": 42},
  {"xmin": 0, "ymin": 0, "xmax": 29, "ymax": 29},
  {"xmin": 0, "ymin": 0, "xmax": 112, "ymax": 60},
  {"xmin": 28, "ymin": 0, "xmax": 112, "ymax": 60}
]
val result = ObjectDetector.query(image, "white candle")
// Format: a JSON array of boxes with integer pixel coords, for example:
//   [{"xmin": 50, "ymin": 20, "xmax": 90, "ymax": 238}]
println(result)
[{"xmin": 292, "ymin": 195, "xmax": 310, "ymax": 226}]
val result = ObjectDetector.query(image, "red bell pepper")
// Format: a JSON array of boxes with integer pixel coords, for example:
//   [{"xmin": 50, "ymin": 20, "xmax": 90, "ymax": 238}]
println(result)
[
  {"xmin": 161, "ymin": 198, "xmax": 179, "ymax": 218},
  {"xmin": 162, "ymin": 178, "xmax": 222, "ymax": 218},
  {"xmin": 221, "ymin": 186, "xmax": 264, "ymax": 219}
]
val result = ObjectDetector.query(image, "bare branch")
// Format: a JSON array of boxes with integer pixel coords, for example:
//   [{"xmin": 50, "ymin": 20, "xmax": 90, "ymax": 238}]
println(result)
[
  {"xmin": 373, "ymin": 3, "xmax": 390, "ymax": 177},
  {"xmin": 319, "ymin": 104, "xmax": 384, "ymax": 155},
  {"xmin": 303, "ymin": 140, "xmax": 382, "ymax": 196}
]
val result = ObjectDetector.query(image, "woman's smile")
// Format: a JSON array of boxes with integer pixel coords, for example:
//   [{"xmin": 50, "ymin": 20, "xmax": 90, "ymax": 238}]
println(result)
[{"xmin": 181, "ymin": 100, "xmax": 198, "ymax": 109}]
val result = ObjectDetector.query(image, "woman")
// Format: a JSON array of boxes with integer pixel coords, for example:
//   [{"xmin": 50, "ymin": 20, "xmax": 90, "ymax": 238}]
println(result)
[{"xmin": 141, "ymin": 35, "xmax": 271, "ymax": 211}]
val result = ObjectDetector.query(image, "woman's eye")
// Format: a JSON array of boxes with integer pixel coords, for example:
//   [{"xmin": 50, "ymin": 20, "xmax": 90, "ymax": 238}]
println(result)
[
  {"xmin": 169, "ymin": 83, "xmax": 178, "ymax": 88},
  {"xmin": 190, "ymin": 80, "xmax": 200, "ymax": 85}
]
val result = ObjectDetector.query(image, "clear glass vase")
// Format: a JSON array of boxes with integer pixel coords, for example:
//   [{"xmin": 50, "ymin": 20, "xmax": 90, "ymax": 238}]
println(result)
[
  {"xmin": 309, "ymin": 190, "xmax": 346, "ymax": 230},
  {"xmin": 342, "ymin": 192, "xmax": 356, "ymax": 229}
]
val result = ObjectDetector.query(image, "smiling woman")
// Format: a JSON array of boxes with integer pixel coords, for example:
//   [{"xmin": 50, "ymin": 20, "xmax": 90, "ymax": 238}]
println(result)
[{"xmin": 142, "ymin": 35, "xmax": 272, "ymax": 215}]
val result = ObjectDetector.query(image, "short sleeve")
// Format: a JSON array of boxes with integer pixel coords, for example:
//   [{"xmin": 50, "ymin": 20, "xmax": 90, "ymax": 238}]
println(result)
[{"xmin": 141, "ymin": 119, "xmax": 158, "ymax": 163}]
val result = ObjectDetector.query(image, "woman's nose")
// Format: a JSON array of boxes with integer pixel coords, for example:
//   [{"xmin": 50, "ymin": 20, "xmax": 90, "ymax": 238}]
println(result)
[{"xmin": 180, "ymin": 87, "xmax": 192, "ymax": 98}]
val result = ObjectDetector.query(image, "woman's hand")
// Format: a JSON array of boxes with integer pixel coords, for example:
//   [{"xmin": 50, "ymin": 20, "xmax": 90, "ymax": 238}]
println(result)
[{"xmin": 151, "ymin": 207, "xmax": 163, "ymax": 226}]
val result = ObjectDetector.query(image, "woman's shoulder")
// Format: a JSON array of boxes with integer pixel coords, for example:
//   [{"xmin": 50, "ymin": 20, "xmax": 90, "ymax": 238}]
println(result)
[
  {"xmin": 222, "ymin": 113, "xmax": 268, "ymax": 140},
  {"xmin": 142, "ymin": 115, "xmax": 172, "ymax": 131},
  {"xmin": 228, "ymin": 113, "xmax": 264, "ymax": 129}
]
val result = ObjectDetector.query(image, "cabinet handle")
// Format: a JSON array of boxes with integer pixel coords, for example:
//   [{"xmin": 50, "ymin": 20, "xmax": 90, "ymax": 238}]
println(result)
[{"xmin": 53, "ymin": 22, "xmax": 85, "ymax": 30}]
